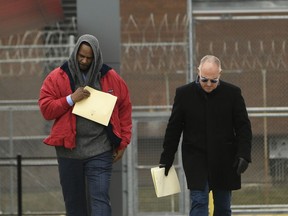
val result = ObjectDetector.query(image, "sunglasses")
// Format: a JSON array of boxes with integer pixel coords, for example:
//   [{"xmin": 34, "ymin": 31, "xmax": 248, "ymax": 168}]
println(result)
[{"xmin": 199, "ymin": 75, "xmax": 219, "ymax": 84}]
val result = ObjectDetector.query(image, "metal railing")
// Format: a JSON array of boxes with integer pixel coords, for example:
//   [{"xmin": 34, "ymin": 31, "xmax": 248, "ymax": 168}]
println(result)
[
  {"xmin": 0, "ymin": 155, "xmax": 62, "ymax": 216},
  {"xmin": 1, "ymin": 104, "xmax": 288, "ymax": 215},
  {"xmin": 2, "ymin": 155, "xmax": 288, "ymax": 215}
]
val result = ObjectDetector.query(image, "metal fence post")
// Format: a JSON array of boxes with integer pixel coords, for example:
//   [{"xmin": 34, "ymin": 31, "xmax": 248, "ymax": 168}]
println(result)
[{"xmin": 17, "ymin": 154, "xmax": 22, "ymax": 216}]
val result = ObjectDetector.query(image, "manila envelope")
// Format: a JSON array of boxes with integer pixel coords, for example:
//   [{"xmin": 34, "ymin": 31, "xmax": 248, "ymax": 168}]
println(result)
[
  {"xmin": 151, "ymin": 165, "xmax": 181, "ymax": 198},
  {"xmin": 72, "ymin": 86, "xmax": 117, "ymax": 126}
]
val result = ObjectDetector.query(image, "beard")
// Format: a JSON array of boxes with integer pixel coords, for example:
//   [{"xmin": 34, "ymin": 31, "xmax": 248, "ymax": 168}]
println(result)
[{"xmin": 79, "ymin": 63, "xmax": 90, "ymax": 72}]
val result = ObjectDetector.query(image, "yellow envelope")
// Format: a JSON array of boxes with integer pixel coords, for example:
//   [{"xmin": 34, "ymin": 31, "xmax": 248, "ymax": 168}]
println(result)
[
  {"xmin": 151, "ymin": 165, "xmax": 181, "ymax": 198},
  {"xmin": 72, "ymin": 86, "xmax": 117, "ymax": 126}
]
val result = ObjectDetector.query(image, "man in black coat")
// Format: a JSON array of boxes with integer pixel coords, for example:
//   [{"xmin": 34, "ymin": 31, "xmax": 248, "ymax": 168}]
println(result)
[{"xmin": 159, "ymin": 55, "xmax": 252, "ymax": 216}]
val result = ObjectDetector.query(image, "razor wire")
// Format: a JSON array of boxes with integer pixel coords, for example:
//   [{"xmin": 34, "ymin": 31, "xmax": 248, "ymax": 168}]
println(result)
[
  {"xmin": 0, "ymin": 16, "xmax": 77, "ymax": 77},
  {"xmin": 0, "ymin": 14, "xmax": 288, "ymax": 77}
]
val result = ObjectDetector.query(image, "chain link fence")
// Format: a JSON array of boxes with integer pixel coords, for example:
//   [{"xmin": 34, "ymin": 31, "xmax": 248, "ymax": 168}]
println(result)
[{"xmin": 1, "ymin": 9, "xmax": 288, "ymax": 215}]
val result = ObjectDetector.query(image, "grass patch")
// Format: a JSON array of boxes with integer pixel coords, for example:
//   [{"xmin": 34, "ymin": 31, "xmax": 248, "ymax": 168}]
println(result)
[
  {"xmin": 232, "ymin": 184, "xmax": 288, "ymax": 205},
  {"xmin": 138, "ymin": 184, "xmax": 288, "ymax": 212}
]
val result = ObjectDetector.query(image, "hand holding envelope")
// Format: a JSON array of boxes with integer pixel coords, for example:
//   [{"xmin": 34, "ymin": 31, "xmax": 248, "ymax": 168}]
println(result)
[
  {"xmin": 151, "ymin": 165, "xmax": 181, "ymax": 197},
  {"xmin": 71, "ymin": 87, "xmax": 91, "ymax": 103},
  {"xmin": 72, "ymin": 86, "xmax": 117, "ymax": 126}
]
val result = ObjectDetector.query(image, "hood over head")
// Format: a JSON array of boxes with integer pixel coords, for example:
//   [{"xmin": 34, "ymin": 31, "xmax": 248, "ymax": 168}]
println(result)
[{"xmin": 68, "ymin": 34, "xmax": 103, "ymax": 89}]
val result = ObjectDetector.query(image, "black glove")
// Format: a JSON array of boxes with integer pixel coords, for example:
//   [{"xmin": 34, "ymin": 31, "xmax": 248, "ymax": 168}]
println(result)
[
  {"xmin": 159, "ymin": 163, "xmax": 172, "ymax": 176},
  {"xmin": 235, "ymin": 157, "xmax": 249, "ymax": 175}
]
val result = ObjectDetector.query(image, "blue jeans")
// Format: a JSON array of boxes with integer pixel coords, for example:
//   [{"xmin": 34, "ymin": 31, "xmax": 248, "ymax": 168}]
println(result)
[
  {"xmin": 190, "ymin": 182, "xmax": 231, "ymax": 216},
  {"xmin": 57, "ymin": 151, "xmax": 113, "ymax": 216}
]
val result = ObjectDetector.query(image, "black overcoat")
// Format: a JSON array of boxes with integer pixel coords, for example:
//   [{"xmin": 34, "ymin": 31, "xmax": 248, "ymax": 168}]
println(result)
[{"xmin": 160, "ymin": 80, "xmax": 252, "ymax": 190}]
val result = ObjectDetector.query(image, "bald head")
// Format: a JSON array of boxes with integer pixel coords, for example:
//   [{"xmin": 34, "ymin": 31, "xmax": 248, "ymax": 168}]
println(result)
[
  {"xmin": 198, "ymin": 55, "xmax": 222, "ymax": 93},
  {"xmin": 198, "ymin": 55, "xmax": 222, "ymax": 72}
]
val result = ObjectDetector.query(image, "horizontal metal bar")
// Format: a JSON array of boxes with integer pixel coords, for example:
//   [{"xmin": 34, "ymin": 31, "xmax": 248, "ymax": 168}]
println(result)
[
  {"xmin": 132, "ymin": 105, "xmax": 172, "ymax": 110},
  {"xmin": 0, "ymin": 159, "xmax": 58, "ymax": 166},
  {"xmin": 233, "ymin": 204, "xmax": 288, "ymax": 209},
  {"xmin": 0, "ymin": 57, "xmax": 67, "ymax": 63},
  {"xmin": 122, "ymin": 42, "xmax": 187, "ymax": 47},
  {"xmin": 193, "ymin": 9, "xmax": 288, "ymax": 15},
  {"xmin": 0, "ymin": 211, "xmax": 66, "ymax": 216},
  {"xmin": 0, "ymin": 135, "xmax": 46, "ymax": 141},
  {"xmin": 247, "ymin": 107, "xmax": 288, "ymax": 112},
  {"xmin": 1, "ymin": 104, "xmax": 288, "ymax": 118},
  {"xmin": 0, "ymin": 105, "xmax": 39, "ymax": 111},
  {"xmin": 0, "ymin": 100, "xmax": 38, "ymax": 105},
  {"xmin": 0, "ymin": 44, "xmax": 72, "ymax": 49},
  {"xmin": 249, "ymin": 113, "xmax": 288, "ymax": 117},
  {"xmin": 194, "ymin": 15, "xmax": 288, "ymax": 20},
  {"xmin": 233, "ymin": 209, "xmax": 288, "ymax": 214}
]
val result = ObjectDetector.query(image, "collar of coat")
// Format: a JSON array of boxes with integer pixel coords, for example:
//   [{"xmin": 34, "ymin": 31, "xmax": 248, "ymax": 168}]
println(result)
[{"xmin": 59, "ymin": 61, "xmax": 112, "ymax": 92}]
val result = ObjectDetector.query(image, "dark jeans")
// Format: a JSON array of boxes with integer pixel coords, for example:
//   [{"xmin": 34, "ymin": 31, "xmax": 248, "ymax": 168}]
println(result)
[
  {"xmin": 190, "ymin": 182, "xmax": 232, "ymax": 216},
  {"xmin": 57, "ymin": 150, "xmax": 113, "ymax": 216}
]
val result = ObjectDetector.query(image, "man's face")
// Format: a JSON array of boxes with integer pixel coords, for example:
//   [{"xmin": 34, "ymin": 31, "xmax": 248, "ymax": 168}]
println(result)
[
  {"xmin": 77, "ymin": 43, "xmax": 94, "ymax": 71},
  {"xmin": 198, "ymin": 62, "xmax": 221, "ymax": 93}
]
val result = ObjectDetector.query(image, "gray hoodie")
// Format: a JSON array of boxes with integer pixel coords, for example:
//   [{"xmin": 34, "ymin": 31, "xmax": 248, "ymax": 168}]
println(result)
[{"xmin": 56, "ymin": 34, "xmax": 112, "ymax": 159}]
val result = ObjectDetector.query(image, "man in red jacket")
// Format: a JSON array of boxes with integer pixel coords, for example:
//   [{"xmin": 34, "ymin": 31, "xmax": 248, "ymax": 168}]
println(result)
[{"xmin": 39, "ymin": 34, "xmax": 132, "ymax": 216}]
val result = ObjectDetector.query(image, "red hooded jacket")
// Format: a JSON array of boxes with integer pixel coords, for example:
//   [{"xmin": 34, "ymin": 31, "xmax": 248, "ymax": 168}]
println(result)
[{"xmin": 38, "ymin": 62, "xmax": 132, "ymax": 150}]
